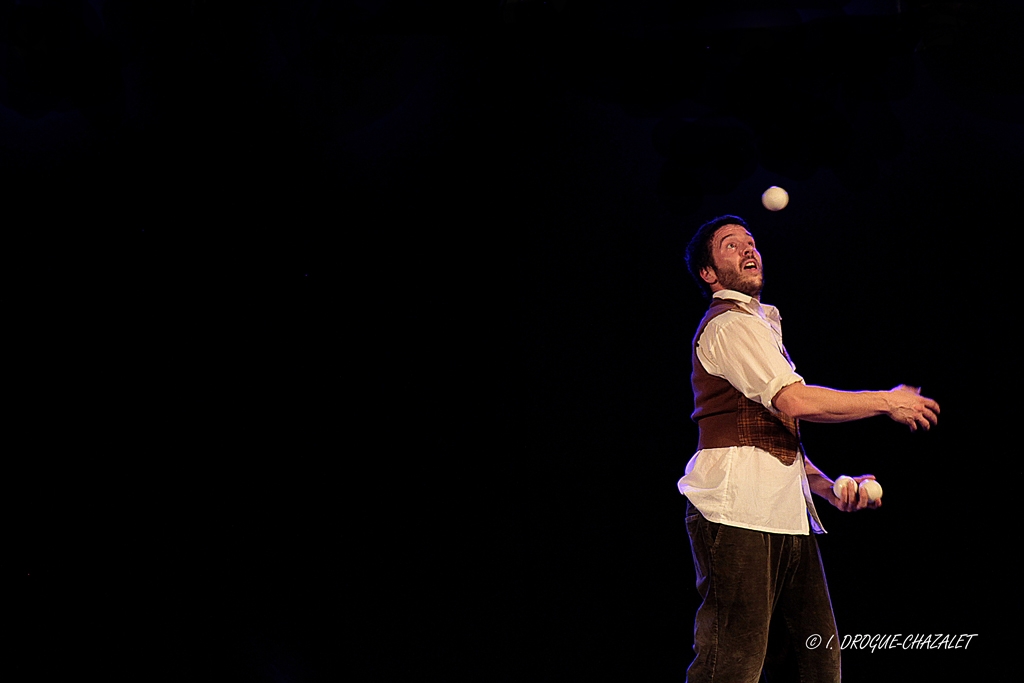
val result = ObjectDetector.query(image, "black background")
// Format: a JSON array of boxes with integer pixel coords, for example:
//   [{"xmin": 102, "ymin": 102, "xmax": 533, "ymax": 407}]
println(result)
[{"xmin": 3, "ymin": 1, "xmax": 1020, "ymax": 681}]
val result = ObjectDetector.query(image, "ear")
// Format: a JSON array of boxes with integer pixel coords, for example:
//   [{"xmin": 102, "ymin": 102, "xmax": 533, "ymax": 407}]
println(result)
[{"xmin": 700, "ymin": 266, "xmax": 718, "ymax": 286}]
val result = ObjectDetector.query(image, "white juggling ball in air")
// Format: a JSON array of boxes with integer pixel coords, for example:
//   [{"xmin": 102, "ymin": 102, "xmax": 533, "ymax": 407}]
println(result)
[{"xmin": 761, "ymin": 186, "xmax": 789, "ymax": 211}]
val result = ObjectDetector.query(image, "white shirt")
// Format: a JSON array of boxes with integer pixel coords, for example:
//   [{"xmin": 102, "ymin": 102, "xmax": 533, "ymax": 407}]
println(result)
[{"xmin": 677, "ymin": 290, "xmax": 825, "ymax": 535}]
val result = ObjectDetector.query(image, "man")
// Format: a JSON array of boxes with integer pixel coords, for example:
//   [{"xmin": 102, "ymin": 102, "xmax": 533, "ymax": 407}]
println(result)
[{"xmin": 677, "ymin": 215, "xmax": 939, "ymax": 682}]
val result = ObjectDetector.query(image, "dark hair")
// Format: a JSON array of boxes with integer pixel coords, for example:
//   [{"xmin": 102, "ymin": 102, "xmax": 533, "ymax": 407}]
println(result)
[{"xmin": 684, "ymin": 214, "xmax": 749, "ymax": 298}]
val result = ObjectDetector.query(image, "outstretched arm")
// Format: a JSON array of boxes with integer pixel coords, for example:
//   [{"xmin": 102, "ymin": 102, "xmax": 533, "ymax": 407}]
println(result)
[{"xmin": 774, "ymin": 383, "xmax": 940, "ymax": 431}]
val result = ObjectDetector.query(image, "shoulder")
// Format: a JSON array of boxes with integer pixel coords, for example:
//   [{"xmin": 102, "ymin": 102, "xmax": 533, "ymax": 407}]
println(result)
[
  {"xmin": 698, "ymin": 310, "xmax": 771, "ymax": 358},
  {"xmin": 699, "ymin": 294, "xmax": 748, "ymax": 328},
  {"xmin": 704, "ymin": 307, "xmax": 766, "ymax": 335}
]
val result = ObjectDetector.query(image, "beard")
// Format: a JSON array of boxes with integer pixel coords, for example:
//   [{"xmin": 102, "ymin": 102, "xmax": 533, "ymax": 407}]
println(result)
[{"xmin": 713, "ymin": 263, "xmax": 763, "ymax": 298}]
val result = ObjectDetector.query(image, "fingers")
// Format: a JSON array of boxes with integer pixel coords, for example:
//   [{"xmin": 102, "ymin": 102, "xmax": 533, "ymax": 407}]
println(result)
[
  {"xmin": 838, "ymin": 489, "xmax": 880, "ymax": 511},
  {"xmin": 851, "ymin": 482, "xmax": 868, "ymax": 510},
  {"xmin": 840, "ymin": 487, "xmax": 855, "ymax": 507},
  {"xmin": 919, "ymin": 394, "xmax": 941, "ymax": 427},
  {"xmin": 833, "ymin": 475, "xmax": 882, "ymax": 512},
  {"xmin": 913, "ymin": 405, "xmax": 940, "ymax": 431},
  {"xmin": 904, "ymin": 411, "xmax": 925, "ymax": 431},
  {"xmin": 833, "ymin": 478, "xmax": 861, "ymax": 511},
  {"xmin": 832, "ymin": 495, "xmax": 854, "ymax": 512},
  {"xmin": 892, "ymin": 386, "xmax": 940, "ymax": 431}
]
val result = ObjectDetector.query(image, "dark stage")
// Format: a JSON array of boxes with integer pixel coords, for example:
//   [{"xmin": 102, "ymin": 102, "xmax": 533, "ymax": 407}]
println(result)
[{"xmin": 4, "ymin": 1, "xmax": 1020, "ymax": 681}]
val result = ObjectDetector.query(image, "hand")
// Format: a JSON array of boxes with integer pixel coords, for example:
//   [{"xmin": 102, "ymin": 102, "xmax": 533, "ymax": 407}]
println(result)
[
  {"xmin": 830, "ymin": 474, "xmax": 882, "ymax": 512},
  {"xmin": 885, "ymin": 385, "xmax": 940, "ymax": 432}
]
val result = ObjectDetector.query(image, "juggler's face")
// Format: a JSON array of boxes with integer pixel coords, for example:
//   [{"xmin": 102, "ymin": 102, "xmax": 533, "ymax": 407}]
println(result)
[{"xmin": 701, "ymin": 224, "xmax": 763, "ymax": 298}]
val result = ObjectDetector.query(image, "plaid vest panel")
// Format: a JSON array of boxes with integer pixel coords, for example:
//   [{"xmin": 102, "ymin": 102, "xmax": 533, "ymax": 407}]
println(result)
[{"xmin": 691, "ymin": 299, "xmax": 802, "ymax": 466}]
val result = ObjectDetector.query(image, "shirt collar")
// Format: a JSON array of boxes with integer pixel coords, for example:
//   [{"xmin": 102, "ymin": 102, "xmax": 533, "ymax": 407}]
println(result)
[
  {"xmin": 713, "ymin": 289, "xmax": 760, "ymax": 308},
  {"xmin": 712, "ymin": 289, "xmax": 778, "ymax": 322}
]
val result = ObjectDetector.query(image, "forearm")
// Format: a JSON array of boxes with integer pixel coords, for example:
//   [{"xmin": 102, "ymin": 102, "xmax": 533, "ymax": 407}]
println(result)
[
  {"xmin": 774, "ymin": 383, "xmax": 890, "ymax": 423},
  {"xmin": 803, "ymin": 456, "xmax": 835, "ymax": 499}
]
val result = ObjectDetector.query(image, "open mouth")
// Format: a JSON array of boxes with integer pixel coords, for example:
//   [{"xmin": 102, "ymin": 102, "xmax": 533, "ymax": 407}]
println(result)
[{"xmin": 743, "ymin": 260, "xmax": 759, "ymax": 271}]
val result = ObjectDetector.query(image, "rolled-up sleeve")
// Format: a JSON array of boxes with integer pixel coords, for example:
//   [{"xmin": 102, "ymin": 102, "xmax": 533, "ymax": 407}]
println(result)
[{"xmin": 696, "ymin": 312, "xmax": 804, "ymax": 411}]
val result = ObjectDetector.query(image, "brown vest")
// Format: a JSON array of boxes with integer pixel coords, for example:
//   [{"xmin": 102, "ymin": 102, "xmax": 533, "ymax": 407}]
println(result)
[{"xmin": 691, "ymin": 298, "xmax": 802, "ymax": 466}]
